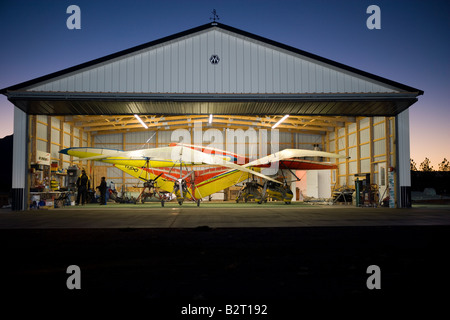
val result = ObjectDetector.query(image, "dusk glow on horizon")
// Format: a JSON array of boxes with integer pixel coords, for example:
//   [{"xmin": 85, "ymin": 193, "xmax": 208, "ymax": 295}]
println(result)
[{"xmin": 1, "ymin": 0, "xmax": 449, "ymax": 167}]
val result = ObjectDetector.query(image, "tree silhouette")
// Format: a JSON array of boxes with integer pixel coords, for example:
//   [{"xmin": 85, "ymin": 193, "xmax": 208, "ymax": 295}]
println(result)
[
  {"xmin": 419, "ymin": 158, "xmax": 434, "ymax": 172},
  {"xmin": 438, "ymin": 158, "xmax": 450, "ymax": 171},
  {"xmin": 410, "ymin": 158, "xmax": 418, "ymax": 171}
]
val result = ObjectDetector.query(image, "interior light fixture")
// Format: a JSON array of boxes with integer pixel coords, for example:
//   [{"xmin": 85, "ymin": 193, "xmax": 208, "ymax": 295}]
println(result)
[
  {"xmin": 134, "ymin": 114, "xmax": 148, "ymax": 129},
  {"xmin": 209, "ymin": 114, "xmax": 213, "ymax": 124},
  {"xmin": 272, "ymin": 114, "xmax": 289, "ymax": 129}
]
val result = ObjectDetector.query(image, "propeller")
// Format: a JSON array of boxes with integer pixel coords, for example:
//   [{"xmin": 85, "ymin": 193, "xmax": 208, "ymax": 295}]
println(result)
[{"xmin": 139, "ymin": 158, "xmax": 163, "ymax": 185}]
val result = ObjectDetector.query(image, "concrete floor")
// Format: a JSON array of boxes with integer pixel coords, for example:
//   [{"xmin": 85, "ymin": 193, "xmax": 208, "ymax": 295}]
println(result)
[
  {"xmin": 2, "ymin": 202, "xmax": 449, "ymax": 316},
  {"xmin": 1, "ymin": 202, "xmax": 449, "ymax": 228}
]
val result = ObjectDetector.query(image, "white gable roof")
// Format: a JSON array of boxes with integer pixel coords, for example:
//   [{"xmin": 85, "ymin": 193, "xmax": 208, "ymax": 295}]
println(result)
[
  {"xmin": 2, "ymin": 23, "xmax": 423, "ymax": 117},
  {"xmin": 26, "ymin": 25, "xmax": 402, "ymax": 95}
]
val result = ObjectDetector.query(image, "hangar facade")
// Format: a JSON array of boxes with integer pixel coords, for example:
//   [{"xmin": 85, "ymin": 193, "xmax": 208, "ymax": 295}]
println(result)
[{"xmin": 1, "ymin": 22, "xmax": 423, "ymax": 210}]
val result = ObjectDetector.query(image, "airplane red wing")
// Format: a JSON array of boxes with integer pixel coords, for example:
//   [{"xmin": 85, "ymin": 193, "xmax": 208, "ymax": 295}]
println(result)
[{"xmin": 261, "ymin": 159, "xmax": 338, "ymax": 170}]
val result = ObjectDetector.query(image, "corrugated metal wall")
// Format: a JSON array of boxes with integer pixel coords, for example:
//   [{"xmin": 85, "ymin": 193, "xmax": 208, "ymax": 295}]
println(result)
[
  {"xmin": 12, "ymin": 107, "xmax": 28, "ymax": 210},
  {"xmin": 327, "ymin": 116, "xmax": 394, "ymax": 191},
  {"xmin": 396, "ymin": 110, "xmax": 411, "ymax": 207},
  {"xmin": 31, "ymin": 115, "xmax": 90, "ymax": 170},
  {"xmin": 28, "ymin": 29, "xmax": 397, "ymax": 95},
  {"xmin": 12, "ymin": 108, "xmax": 27, "ymax": 189}
]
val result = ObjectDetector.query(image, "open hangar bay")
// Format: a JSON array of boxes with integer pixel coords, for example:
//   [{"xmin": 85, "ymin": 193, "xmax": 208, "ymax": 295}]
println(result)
[{"xmin": 2, "ymin": 22, "xmax": 448, "ymax": 315}]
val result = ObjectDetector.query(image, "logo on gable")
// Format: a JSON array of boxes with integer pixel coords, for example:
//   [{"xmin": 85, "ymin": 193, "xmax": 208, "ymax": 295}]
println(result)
[{"xmin": 209, "ymin": 54, "xmax": 220, "ymax": 65}]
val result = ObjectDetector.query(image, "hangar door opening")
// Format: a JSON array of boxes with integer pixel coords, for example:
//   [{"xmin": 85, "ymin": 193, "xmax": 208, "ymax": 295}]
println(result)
[{"xmin": 26, "ymin": 113, "xmax": 396, "ymax": 206}]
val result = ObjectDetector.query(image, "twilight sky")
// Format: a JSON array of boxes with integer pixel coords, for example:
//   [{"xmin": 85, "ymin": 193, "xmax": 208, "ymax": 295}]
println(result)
[{"xmin": 0, "ymin": 0, "xmax": 449, "ymax": 167}]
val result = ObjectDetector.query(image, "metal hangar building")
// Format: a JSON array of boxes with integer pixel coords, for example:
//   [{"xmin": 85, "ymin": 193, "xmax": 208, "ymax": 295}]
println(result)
[{"xmin": 1, "ymin": 22, "xmax": 423, "ymax": 211}]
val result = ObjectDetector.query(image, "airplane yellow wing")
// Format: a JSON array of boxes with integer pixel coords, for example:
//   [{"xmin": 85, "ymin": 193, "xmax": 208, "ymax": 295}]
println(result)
[
  {"xmin": 61, "ymin": 146, "xmax": 281, "ymax": 184},
  {"xmin": 60, "ymin": 147, "xmax": 175, "ymax": 168}
]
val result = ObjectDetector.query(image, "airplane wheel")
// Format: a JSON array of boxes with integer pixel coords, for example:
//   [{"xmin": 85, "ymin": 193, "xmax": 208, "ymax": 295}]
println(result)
[
  {"xmin": 161, "ymin": 201, "xmax": 164, "ymax": 207},
  {"xmin": 178, "ymin": 201, "xmax": 182, "ymax": 206},
  {"xmin": 197, "ymin": 200, "xmax": 200, "ymax": 207},
  {"xmin": 285, "ymin": 201, "xmax": 291, "ymax": 205},
  {"xmin": 244, "ymin": 198, "xmax": 248, "ymax": 203},
  {"xmin": 236, "ymin": 199, "xmax": 239, "ymax": 203},
  {"xmin": 264, "ymin": 199, "xmax": 267, "ymax": 203},
  {"xmin": 257, "ymin": 200, "xmax": 262, "ymax": 204}
]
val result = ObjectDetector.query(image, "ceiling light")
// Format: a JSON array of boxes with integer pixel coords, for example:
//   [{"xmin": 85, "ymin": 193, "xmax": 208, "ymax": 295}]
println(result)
[
  {"xmin": 272, "ymin": 114, "xmax": 289, "ymax": 129},
  {"xmin": 134, "ymin": 114, "xmax": 148, "ymax": 129}
]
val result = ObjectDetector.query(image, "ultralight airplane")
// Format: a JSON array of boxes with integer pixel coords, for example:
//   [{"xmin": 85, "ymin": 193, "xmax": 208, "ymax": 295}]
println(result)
[{"xmin": 60, "ymin": 143, "xmax": 346, "ymax": 206}]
